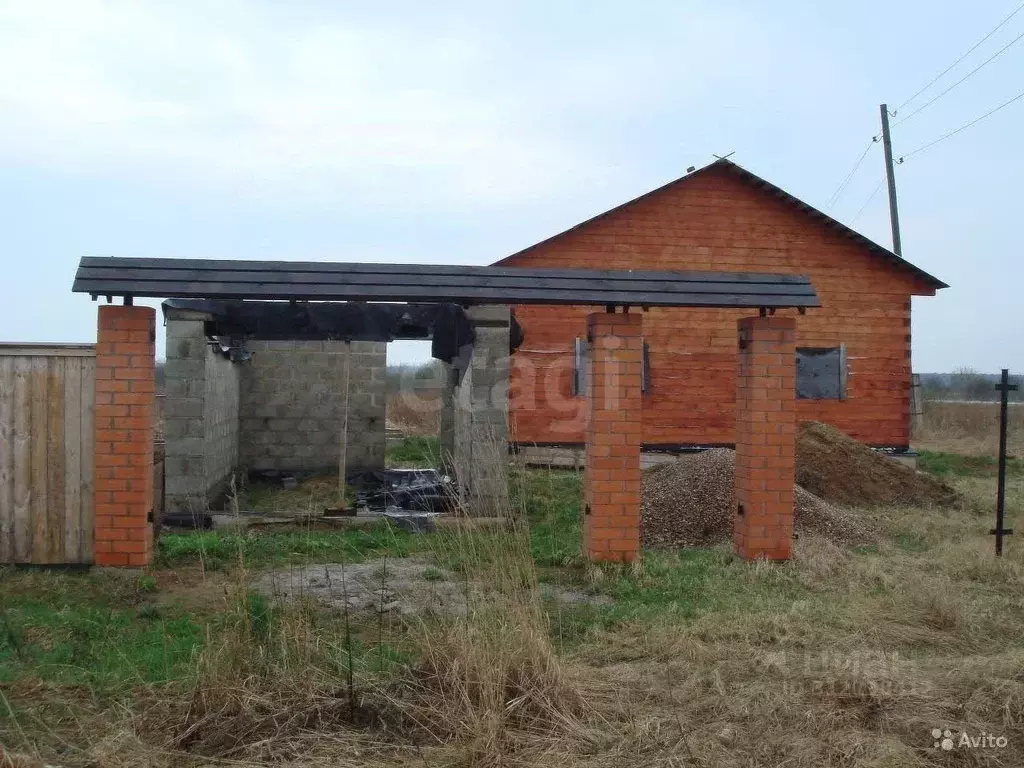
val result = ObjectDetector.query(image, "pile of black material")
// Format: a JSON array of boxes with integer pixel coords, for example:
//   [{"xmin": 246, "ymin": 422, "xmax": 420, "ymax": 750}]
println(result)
[{"xmin": 348, "ymin": 468, "xmax": 454, "ymax": 513}]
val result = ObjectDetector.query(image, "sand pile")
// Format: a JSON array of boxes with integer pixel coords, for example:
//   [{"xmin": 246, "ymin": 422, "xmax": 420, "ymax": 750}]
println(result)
[
  {"xmin": 796, "ymin": 421, "xmax": 959, "ymax": 508},
  {"xmin": 641, "ymin": 448, "xmax": 873, "ymax": 550}
]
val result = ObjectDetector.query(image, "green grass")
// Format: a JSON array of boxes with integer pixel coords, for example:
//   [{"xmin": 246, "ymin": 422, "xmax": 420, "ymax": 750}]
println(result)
[
  {"xmin": 0, "ymin": 466, "xmax": 862, "ymax": 692},
  {"xmin": 520, "ymin": 470, "xmax": 584, "ymax": 567},
  {"xmin": 0, "ymin": 570, "xmax": 203, "ymax": 691},
  {"xmin": 546, "ymin": 547, "xmax": 813, "ymax": 644},
  {"xmin": 919, "ymin": 450, "xmax": 1024, "ymax": 478},
  {"xmin": 893, "ymin": 530, "xmax": 931, "ymax": 552},
  {"xmin": 517, "ymin": 468, "xmax": 812, "ymax": 641},
  {"xmin": 156, "ymin": 522, "xmax": 422, "ymax": 569},
  {"xmin": 0, "ymin": 565, "xmax": 413, "ymax": 696},
  {"xmin": 386, "ymin": 435, "xmax": 441, "ymax": 467}
]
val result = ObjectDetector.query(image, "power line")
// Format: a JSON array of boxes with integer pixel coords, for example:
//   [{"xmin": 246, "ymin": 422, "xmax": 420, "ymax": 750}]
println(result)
[
  {"xmin": 894, "ymin": 28, "xmax": 1024, "ymax": 126},
  {"xmin": 899, "ymin": 87, "xmax": 1024, "ymax": 161},
  {"xmin": 895, "ymin": 1, "xmax": 1024, "ymax": 113},
  {"xmin": 850, "ymin": 179, "xmax": 884, "ymax": 225},
  {"xmin": 826, "ymin": 139, "xmax": 878, "ymax": 209}
]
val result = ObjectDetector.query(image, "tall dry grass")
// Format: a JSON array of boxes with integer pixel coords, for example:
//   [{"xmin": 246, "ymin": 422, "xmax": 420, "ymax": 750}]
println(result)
[
  {"xmin": 916, "ymin": 400, "xmax": 1024, "ymax": 456},
  {"xmin": 564, "ymin": 481, "xmax": 1024, "ymax": 767},
  {"xmin": 126, "ymin": 436, "xmax": 586, "ymax": 767},
  {"xmin": 386, "ymin": 392, "xmax": 440, "ymax": 435}
]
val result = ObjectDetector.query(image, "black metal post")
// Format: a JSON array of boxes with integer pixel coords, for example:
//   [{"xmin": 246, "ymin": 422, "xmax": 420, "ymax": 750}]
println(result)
[{"xmin": 991, "ymin": 369, "xmax": 1018, "ymax": 556}]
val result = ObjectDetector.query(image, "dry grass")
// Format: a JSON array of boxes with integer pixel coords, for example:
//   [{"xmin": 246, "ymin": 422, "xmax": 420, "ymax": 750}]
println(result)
[
  {"xmin": 385, "ymin": 361, "xmax": 444, "ymax": 437},
  {"xmin": 916, "ymin": 401, "xmax": 1024, "ymax": 457},
  {"xmin": 0, "ymin": 440, "xmax": 584, "ymax": 768},
  {"xmin": 579, "ymin": 481, "xmax": 1024, "ymax": 766},
  {"xmin": 387, "ymin": 391, "xmax": 441, "ymax": 436},
  {"xmin": 4, "ymin": 434, "xmax": 1024, "ymax": 766}
]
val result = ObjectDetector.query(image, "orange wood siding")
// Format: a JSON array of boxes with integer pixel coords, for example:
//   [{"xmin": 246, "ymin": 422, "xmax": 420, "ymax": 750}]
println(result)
[{"xmin": 505, "ymin": 165, "xmax": 929, "ymax": 449}]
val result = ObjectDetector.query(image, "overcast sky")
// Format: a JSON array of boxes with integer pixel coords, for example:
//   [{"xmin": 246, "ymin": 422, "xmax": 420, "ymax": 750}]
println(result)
[{"xmin": 1, "ymin": 0, "xmax": 1021, "ymax": 371}]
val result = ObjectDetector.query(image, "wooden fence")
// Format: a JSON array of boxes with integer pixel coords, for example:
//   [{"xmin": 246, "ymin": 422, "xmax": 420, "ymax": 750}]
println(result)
[{"xmin": 0, "ymin": 345, "xmax": 96, "ymax": 565}]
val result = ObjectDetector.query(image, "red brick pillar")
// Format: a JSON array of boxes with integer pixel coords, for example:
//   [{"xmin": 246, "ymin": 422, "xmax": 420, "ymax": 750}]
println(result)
[
  {"xmin": 94, "ymin": 306, "xmax": 156, "ymax": 567},
  {"xmin": 583, "ymin": 312, "xmax": 642, "ymax": 563},
  {"xmin": 734, "ymin": 316, "xmax": 796, "ymax": 561}
]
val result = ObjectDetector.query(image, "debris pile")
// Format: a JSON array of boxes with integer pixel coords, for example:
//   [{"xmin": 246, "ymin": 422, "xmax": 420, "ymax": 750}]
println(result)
[
  {"xmin": 347, "ymin": 468, "xmax": 454, "ymax": 513},
  {"xmin": 796, "ymin": 421, "xmax": 959, "ymax": 508},
  {"xmin": 640, "ymin": 448, "xmax": 873, "ymax": 550}
]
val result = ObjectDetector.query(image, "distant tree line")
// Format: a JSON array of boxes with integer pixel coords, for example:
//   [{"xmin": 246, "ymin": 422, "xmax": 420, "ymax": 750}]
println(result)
[{"xmin": 920, "ymin": 368, "xmax": 1022, "ymax": 402}]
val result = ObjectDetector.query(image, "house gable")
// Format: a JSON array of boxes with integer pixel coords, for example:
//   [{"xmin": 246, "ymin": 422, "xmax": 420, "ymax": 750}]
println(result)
[{"xmin": 494, "ymin": 159, "xmax": 946, "ymax": 297}]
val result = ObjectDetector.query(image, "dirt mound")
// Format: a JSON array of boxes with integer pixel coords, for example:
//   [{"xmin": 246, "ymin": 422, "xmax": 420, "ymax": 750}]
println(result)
[
  {"xmin": 796, "ymin": 421, "xmax": 959, "ymax": 508},
  {"xmin": 641, "ymin": 448, "xmax": 873, "ymax": 550}
]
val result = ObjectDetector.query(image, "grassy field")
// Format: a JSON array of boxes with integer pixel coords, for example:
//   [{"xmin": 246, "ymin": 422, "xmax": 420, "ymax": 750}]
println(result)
[
  {"xmin": 917, "ymin": 400, "xmax": 1024, "ymax": 457},
  {"xmin": 2, "ymin": 436, "xmax": 1023, "ymax": 766}
]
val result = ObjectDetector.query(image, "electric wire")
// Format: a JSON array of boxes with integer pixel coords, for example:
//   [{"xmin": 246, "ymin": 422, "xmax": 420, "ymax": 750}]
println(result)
[
  {"xmin": 899, "ymin": 87, "xmax": 1024, "ymax": 161},
  {"xmin": 894, "ymin": 28, "xmax": 1024, "ymax": 126},
  {"xmin": 826, "ymin": 139, "xmax": 877, "ymax": 209},
  {"xmin": 894, "ymin": 1, "xmax": 1024, "ymax": 113},
  {"xmin": 850, "ymin": 180, "xmax": 885, "ymax": 225}
]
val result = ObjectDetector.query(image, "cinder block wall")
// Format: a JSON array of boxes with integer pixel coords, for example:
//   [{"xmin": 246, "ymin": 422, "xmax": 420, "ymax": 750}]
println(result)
[
  {"xmin": 239, "ymin": 340, "xmax": 386, "ymax": 473},
  {"xmin": 453, "ymin": 306, "xmax": 510, "ymax": 514},
  {"xmin": 203, "ymin": 348, "xmax": 240, "ymax": 491},
  {"xmin": 164, "ymin": 316, "xmax": 241, "ymax": 512}
]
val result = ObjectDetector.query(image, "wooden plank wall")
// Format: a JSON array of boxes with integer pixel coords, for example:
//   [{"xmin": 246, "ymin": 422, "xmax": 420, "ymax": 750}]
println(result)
[{"xmin": 0, "ymin": 345, "xmax": 95, "ymax": 565}]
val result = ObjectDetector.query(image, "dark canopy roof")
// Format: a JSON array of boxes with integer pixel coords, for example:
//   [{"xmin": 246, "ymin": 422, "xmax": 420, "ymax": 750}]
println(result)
[{"xmin": 74, "ymin": 257, "xmax": 819, "ymax": 309}]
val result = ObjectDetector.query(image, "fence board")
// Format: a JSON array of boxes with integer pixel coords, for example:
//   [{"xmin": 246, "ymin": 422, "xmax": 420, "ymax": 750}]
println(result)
[
  {"xmin": 0, "ymin": 358, "xmax": 13, "ymax": 563},
  {"xmin": 30, "ymin": 357, "xmax": 49, "ymax": 563},
  {"xmin": 47, "ymin": 357, "xmax": 66, "ymax": 562},
  {"xmin": 64, "ymin": 358, "xmax": 82, "ymax": 562},
  {"xmin": 0, "ymin": 346, "xmax": 96, "ymax": 564},
  {"xmin": 12, "ymin": 358, "xmax": 31, "ymax": 561}
]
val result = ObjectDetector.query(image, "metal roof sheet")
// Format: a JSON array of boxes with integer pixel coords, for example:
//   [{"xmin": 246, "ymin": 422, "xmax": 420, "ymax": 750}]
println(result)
[{"xmin": 72, "ymin": 256, "xmax": 819, "ymax": 309}]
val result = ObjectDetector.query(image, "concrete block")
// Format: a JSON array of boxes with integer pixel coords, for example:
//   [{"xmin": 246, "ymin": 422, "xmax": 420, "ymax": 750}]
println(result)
[{"xmin": 165, "ymin": 398, "xmax": 203, "ymax": 420}]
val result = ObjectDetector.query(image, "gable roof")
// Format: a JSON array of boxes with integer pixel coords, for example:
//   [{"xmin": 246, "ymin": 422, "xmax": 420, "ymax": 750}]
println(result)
[{"xmin": 493, "ymin": 158, "xmax": 948, "ymax": 291}]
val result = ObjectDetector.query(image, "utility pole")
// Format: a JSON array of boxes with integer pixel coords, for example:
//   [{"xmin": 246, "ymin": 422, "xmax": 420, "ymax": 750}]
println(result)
[{"xmin": 879, "ymin": 103, "xmax": 902, "ymax": 256}]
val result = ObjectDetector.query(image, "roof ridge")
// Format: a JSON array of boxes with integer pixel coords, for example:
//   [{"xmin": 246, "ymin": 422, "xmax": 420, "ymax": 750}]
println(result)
[{"xmin": 492, "ymin": 158, "xmax": 947, "ymax": 290}]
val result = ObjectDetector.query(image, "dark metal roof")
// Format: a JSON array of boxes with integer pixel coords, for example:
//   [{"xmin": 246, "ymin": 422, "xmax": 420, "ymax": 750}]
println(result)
[
  {"xmin": 494, "ymin": 158, "xmax": 948, "ymax": 291},
  {"xmin": 73, "ymin": 257, "xmax": 819, "ymax": 309}
]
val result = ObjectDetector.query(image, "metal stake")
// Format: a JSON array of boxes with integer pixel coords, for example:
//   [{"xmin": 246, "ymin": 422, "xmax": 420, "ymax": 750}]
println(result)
[{"xmin": 991, "ymin": 368, "xmax": 1018, "ymax": 556}]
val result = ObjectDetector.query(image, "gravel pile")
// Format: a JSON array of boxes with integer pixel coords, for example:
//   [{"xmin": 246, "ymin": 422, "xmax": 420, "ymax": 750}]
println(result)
[
  {"xmin": 796, "ymin": 421, "xmax": 959, "ymax": 508},
  {"xmin": 640, "ymin": 448, "xmax": 874, "ymax": 550}
]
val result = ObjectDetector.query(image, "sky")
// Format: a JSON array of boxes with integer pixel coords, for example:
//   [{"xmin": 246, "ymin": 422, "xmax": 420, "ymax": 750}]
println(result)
[{"xmin": 1, "ymin": 0, "xmax": 1021, "ymax": 371}]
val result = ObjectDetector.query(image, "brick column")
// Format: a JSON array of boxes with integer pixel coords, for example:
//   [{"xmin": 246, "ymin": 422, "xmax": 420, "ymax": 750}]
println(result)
[
  {"xmin": 734, "ymin": 315, "xmax": 796, "ymax": 561},
  {"xmin": 583, "ymin": 312, "xmax": 642, "ymax": 563},
  {"xmin": 94, "ymin": 306, "xmax": 155, "ymax": 567}
]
